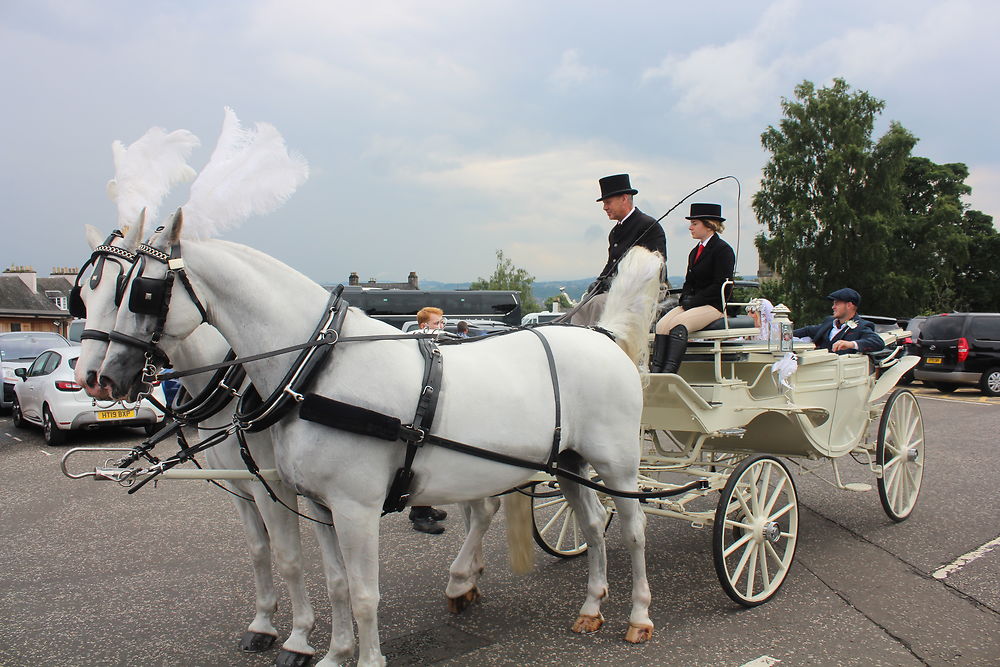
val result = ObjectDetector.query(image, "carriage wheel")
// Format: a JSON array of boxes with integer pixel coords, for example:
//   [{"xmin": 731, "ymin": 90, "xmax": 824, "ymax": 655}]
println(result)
[
  {"xmin": 530, "ymin": 481, "xmax": 613, "ymax": 558},
  {"xmin": 712, "ymin": 454, "xmax": 798, "ymax": 607},
  {"xmin": 876, "ymin": 388, "xmax": 925, "ymax": 522}
]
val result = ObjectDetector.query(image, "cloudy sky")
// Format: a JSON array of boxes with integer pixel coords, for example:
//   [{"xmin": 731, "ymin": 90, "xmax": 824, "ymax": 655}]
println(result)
[{"xmin": 3, "ymin": 0, "xmax": 998, "ymax": 286}]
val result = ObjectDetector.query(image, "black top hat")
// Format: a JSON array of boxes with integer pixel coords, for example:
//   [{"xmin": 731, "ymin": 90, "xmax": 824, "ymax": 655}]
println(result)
[
  {"xmin": 596, "ymin": 174, "xmax": 638, "ymax": 201},
  {"xmin": 685, "ymin": 203, "xmax": 726, "ymax": 221},
  {"xmin": 827, "ymin": 288, "xmax": 861, "ymax": 305}
]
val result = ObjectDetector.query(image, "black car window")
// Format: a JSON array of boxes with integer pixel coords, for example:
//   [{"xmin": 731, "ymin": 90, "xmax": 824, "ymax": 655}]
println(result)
[
  {"xmin": 920, "ymin": 316, "xmax": 965, "ymax": 340},
  {"xmin": 906, "ymin": 317, "xmax": 926, "ymax": 337},
  {"xmin": 28, "ymin": 352, "xmax": 52, "ymax": 377},
  {"xmin": 43, "ymin": 352, "xmax": 62, "ymax": 374},
  {"xmin": 969, "ymin": 316, "xmax": 1000, "ymax": 341},
  {"xmin": 69, "ymin": 357, "xmax": 79, "ymax": 370}
]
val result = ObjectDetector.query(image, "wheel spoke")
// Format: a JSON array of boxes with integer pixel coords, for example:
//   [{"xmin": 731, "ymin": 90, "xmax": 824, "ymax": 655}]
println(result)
[
  {"xmin": 556, "ymin": 508, "xmax": 573, "ymax": 549},
  {"xmin": 768, "ymin": 502, "xmax": 795, "ymax": 523},
  {"xmin": 534, "ymin": 497, "xmax": 567, "ymax": 511},
  {"xmin": 731, "ymin": 537, "xmax": 756, "ymax": 582},
  {"xmin": 744, "ymin": 544, "xmax": 759, "ymax": 598},
  {"xmin": 758, "ymin": 542, "xmax": 771, "ymax": 591},
  {"xmin": 723, "ymin": 530, "xmax": 754, "ymax": 558},
  {"xmin": 540, "ymin": 502, "xmax": 569, "ymax": 536},
  {"xmin": 763, "ymin": 475, "xmax": 788, "ymax": 517}
]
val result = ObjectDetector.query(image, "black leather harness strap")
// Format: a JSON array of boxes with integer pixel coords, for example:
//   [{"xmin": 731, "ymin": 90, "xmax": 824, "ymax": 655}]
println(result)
[{"xmin": 382, "ymin": 337, "xmax": 444, "ymax": 514}]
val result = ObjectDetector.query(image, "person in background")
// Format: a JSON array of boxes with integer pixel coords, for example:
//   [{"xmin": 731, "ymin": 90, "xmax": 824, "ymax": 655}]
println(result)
[
  {"xmin": 455, "ymin": 320, "xmax": 470, "ymax": 338},
  {"xmin": 564, "ymin": 173, "xmax": 666, "ymax": 325},
  {"xmin": 793, "ymin": 288, "xmax": 885, "ymax": 355},
  {"xmin": 408, "ymin": 306, "xmax": 449, "ymax": 535},
  {"xmin": 650, "ymin": 203, "xmax": 736, "ymax": 374}
]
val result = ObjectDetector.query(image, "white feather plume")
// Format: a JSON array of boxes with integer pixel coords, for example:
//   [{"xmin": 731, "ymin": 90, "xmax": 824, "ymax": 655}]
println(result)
[
  {"xmin": 181, "ymin": 107, "xmax": 310, "ymax": 239},
  {"xmin": 105, "ymin": 127, "xmax": 200, "ymax": 228}
]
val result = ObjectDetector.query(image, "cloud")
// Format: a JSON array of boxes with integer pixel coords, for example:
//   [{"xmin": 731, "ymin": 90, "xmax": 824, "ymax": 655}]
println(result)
[{"xmin": 549, "ymin": 49, "xmax": 604, "ymax": 89}]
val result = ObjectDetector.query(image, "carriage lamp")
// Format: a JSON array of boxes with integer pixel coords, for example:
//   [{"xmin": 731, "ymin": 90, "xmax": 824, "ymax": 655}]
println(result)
[{"xmin": 771, "ymin": 303, "xmax": 794, "ymax": 353}]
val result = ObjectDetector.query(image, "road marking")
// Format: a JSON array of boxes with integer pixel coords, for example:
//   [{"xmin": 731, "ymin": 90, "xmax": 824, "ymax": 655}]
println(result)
[
  {"xmin": 933, "ymin": 535, "xmax": 1000, "ymax": 579},
  {"xmin": 40, "ymin": 449, "xmax": 53, "ymax": 456},
  {"xmin": 740, "ymin": 657, "xmax": 781, "ymax": 667},
  {"xmin": 12, "ymin": 436, "xmax": 22, "ymax": 441}
]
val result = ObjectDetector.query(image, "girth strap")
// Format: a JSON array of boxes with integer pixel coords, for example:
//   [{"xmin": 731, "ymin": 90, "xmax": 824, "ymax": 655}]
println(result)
[{"xmin": 382, "ymin": 337, "xmax": 444, "ymax": 514}]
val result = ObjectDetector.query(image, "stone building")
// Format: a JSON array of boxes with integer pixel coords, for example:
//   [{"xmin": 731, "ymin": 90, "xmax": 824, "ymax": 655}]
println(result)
[{"xmin": 347, "ymin": 271, "xmax": 420, "ymax": 290}]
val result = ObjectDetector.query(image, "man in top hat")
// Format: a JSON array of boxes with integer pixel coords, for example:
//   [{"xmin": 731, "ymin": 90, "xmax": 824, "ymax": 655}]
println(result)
[
  {"xmin": 793, "ymin": 288, "xmax": 885, "ymax": 355},
  {"xmin": 566, "ymin": 173, "xmax": 666, "ymax": 325}
]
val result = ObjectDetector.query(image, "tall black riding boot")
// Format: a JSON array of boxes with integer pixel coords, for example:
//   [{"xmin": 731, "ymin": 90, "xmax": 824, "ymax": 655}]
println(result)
[
  {"xmin": 649, "ymin": 334, "xmax": 671, "ymax": 373},
  {"xmin": 660, "ymin": 325, "xmax": 688, "ymax": 374}
]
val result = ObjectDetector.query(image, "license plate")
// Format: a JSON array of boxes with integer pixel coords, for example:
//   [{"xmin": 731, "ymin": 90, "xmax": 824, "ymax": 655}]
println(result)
[
  {"xmin": 925, "ymin": 357, "xmax": 943, "ymax": 364},
  {"xmin": 97, "ymin": 409, "xmax": 137, "ymax": 420}
]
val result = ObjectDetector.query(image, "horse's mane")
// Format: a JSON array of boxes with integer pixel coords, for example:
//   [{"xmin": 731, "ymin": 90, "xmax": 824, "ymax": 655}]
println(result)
[{"xmin": 597, "ymin": 247, "xmax": 663, "ymax": 369}]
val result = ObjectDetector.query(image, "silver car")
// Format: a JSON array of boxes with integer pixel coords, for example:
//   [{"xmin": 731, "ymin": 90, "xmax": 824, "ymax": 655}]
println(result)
[
  {"xmin": 1, "ymin": 331, "xmax": 72, "ymax": 411},
  {"xmin": 11, "ymin": 346, "xmax": 166, "ymax": 445}
]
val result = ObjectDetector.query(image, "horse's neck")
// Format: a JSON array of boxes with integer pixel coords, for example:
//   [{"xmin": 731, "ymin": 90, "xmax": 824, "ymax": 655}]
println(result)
[
  {"xmin": 182, "ymin": 240, "xmax": 392, "ymax": 395},
  {"xmin": 170, "ymin": 324, "xmax": 232, "ymax": 395}
]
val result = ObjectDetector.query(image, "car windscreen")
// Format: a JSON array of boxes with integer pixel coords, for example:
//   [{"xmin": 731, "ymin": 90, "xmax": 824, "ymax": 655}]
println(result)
[
  {"xmin": 0, "ymin": 334, "xmax": 70, "ymax": 360},
  {"xmin": 919, "ymin": 316, "xmax": 965, "ymax": 341}
]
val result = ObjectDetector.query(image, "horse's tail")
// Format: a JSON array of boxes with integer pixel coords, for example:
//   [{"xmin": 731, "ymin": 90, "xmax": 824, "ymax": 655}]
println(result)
[
  {"xmin": 596, "ymin": 247, "xmax": 665, "ymax": 368},
  {"xmin": 503, "ymin": 493, "xmax": 534, "ymax": 574}
]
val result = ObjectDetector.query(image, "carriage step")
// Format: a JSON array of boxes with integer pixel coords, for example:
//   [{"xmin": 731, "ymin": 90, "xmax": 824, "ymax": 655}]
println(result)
[{"xmin": 842, "ymin": 482, "xmax": 872, "ymax": 492}]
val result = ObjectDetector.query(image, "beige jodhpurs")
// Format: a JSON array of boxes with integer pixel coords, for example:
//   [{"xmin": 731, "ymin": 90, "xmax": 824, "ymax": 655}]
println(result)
[{"xmin": 654, "ymin": 305, "xmax": 722, "ymax": 335}]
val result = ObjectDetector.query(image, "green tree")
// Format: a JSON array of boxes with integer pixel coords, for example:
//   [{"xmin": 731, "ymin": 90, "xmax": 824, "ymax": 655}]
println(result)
[
  {"xmin": 754, "ymin": 79, "xmax": 915, "ymax": 321},
  {"xmin": 544, "ymin": 292, "xmax": 573, "ymax": 311},
  {"xmin": 471, "ymin": 249, "xmax": 541, "ymax": 314}
]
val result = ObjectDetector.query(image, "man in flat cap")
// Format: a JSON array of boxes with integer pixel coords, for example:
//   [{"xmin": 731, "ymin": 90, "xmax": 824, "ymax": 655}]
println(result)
[
  {"xmin": 793, "ymin": 288, "xmax": 885, "ymax": 354},
  {"xmin": 565, "ymin": 173, "xmax": 666, "ymax": 325}
]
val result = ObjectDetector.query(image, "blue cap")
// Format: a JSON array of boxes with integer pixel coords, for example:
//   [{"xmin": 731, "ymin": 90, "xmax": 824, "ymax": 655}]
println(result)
[{"xmin": 827, "ymin": 288, "xmax": 860, "ymax": 305}]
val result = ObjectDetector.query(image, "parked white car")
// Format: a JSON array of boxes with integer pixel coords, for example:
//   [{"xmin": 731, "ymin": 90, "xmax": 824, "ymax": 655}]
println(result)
[
  {"xmin": 11, "ymin": 347, "xmax": 166, "ymax": 445},
  {"xmin": 1, "ymin": 331, "xmax": 73, "ymax": 411},
  {"xmin": 521, "ymin": 311, "xmax": 564, "ymax": 326}
]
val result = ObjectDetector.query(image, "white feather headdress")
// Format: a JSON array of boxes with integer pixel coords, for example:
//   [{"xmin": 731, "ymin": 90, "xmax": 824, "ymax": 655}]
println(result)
[
  {"xmin": 106, "ymin": 127, "xmax": 200, "ymax": 228},
  {"xmin": 180, "ymin": 107, "xmax": 310, "ymax": 239}
]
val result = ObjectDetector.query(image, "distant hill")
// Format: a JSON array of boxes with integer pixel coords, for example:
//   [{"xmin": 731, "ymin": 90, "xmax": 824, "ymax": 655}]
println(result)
[{"xmin": 401, "ymin": 274, "xmax": 754, "ymax": 303}]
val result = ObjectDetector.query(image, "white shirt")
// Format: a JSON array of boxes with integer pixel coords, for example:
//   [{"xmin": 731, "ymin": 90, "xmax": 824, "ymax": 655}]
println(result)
[{"xmin": 616, "ymin": 207, "xmax": 637, "ymax": 225}]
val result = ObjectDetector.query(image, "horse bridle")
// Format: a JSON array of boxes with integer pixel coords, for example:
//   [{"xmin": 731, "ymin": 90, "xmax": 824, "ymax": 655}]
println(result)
[
  {"xmin": 108, "ymin": 239, "xmax": 209, "ymax": 379},
  {"xmin": 69, "ymin": 230, "xmax": 136, "ymax": 343}
]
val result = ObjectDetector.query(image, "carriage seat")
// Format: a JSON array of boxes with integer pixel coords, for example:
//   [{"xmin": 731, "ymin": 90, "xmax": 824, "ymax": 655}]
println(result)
[{"xmin": 688, "ymin": 315, "xmax": 758, "ymax": 340}]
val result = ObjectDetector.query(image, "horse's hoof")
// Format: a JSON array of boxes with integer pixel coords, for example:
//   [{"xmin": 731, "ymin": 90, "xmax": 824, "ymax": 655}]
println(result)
[
  {"xmin": 447, "ymin": 587, "xmax": 481, "ymax": 614},
  {"xmin": 624, "ymin": 623, "xmax": 654, "ymax": 644},
  {"xmin": 571, "ymin": 613, "xmax": 604, "ymax": 634},
  {"xmin": 240, "ymin": 631, "xmax": 277, "ymax": 652},
  {"xmin": 276, "ymin": 648, "xmax": 315, "ymax": 667}
]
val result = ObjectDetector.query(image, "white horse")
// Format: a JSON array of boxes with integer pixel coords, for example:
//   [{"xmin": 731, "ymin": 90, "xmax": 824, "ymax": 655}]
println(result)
[
  {"xmin": 99, "ymin": 210, "xmax": 663, "ymax": 667},
  {"xmin": 74, "ymin": 219, "xmax": 321, "ymax": 663},
  {"xmin": 73, "ymin": 118, "xmax": 319, "ymax": 663}
]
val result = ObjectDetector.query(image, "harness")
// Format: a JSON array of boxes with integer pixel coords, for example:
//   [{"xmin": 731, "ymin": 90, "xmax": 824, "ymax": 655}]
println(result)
[
  {"xmin": 69, "ymin": 229, "xmax": 136, "ymax": 343},
  {"xmin": 112, "ymin": 239, "xmax": 707, "ymax": 517}
]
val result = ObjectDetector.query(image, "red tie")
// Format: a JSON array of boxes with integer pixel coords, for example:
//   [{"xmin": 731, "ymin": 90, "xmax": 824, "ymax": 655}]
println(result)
[{"xmin": 694, "ymin": 244, "xmax": 704, "ymax": 263}]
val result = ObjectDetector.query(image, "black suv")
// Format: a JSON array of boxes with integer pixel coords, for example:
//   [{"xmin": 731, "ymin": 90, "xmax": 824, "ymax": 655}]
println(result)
[{"xmin": 914, "ymin": 313, "xmax": 1000, "ymax": 396}]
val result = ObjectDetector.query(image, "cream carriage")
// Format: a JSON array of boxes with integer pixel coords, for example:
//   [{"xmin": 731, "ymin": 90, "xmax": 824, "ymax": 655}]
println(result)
[{"xmin": 531, "ymin": 284, "xmax": 924, "ymax": 606}]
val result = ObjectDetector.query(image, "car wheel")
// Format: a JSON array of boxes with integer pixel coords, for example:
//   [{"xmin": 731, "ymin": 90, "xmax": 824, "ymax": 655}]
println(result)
[
  {"xmin": 11, "ymin": 396, "xmax": 26, "ymax": 428},
  {"xmin": 980, "ymin": 367, "xmax": 1000, "ymax": 397},
  {"xmin": 42, "ymin": 406, "xmax": 67, "ymax": 446},
  {"xmin": 931, "ymin": 382, "xmax": 957, "ymax": 394}
]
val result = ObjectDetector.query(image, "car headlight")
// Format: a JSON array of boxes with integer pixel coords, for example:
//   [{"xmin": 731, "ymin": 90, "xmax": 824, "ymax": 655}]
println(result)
[{"xmin": 2, "ymin": 366, "xmax": 16, "ymax": 382}]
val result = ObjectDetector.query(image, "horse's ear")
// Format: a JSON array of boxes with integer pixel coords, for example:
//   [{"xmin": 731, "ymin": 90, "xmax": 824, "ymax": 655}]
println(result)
[
  {"xmin": 123, "ymin": 210, "xmax": 146, "ymax": 250},
  {"xmin": 168, "ymin": 208, "xmax": 184, "ymax": 244},
  {"xmin": 84, "ymin": 224, "xmax": 103, "ymax": 251}
]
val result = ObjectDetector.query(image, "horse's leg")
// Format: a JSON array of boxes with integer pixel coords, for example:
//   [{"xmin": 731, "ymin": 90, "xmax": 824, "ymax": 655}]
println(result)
[
  {"xmin": 445, "ymin": 498, "xmax": 501, "ymax": 612},
  {"xmin": 251, "ymin": 485, "xmax": 316, "ymax": 661},
  {"xmin": 303, "ymin": 500, "xmax": 356, "ymax": 667},
  {"xmin": 555, "ymin": 473, "xmax": 612, "ymax": 634},
  {"xmin": 228, "ymin": 495, "xmax": 280, "ymax": 650},
  {"xmin": 587, "ymin": 465, "xmax": 653, "ymax": 643},
  {"xmin": 319, "ymin": 500, "xmax": 385, "ymax": 667}
]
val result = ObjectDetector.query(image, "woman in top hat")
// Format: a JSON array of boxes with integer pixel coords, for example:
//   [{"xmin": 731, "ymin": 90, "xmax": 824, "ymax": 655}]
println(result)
[{"xmin": 649, "ymin": 203, "xmax": 736, "ymax": 374}]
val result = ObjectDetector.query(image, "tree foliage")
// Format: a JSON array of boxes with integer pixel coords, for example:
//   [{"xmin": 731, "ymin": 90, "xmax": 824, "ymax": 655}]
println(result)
[
  {"xmin": 471, "ymin": 249, "xmax": 541, "ymax": 314},
  {"xmin": 754, "ymin": 78, "xmax": 998, "ymax": 321}
]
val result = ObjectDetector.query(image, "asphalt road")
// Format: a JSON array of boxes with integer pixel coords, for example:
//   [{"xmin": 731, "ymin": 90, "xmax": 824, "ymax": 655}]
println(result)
[{"xmin": 1, "ymin": 385, "xmax": 998, "ymax": 667}]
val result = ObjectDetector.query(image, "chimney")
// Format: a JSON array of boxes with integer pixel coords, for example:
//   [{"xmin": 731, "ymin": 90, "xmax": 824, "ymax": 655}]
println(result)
[
  {"xmin": 408, "ymin": 271, "xmax": 419, "ymax": 289},
  {"xmin": 4, "ymin": 265, "xmax": 37, "ymax": 293},
  {"xmin": 50, "ymin": 267, "xmax": 78, "ymax": 276},
  {"xmin": 349, "ymin": 272, "xmax": 359, "ymax": 286}
]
